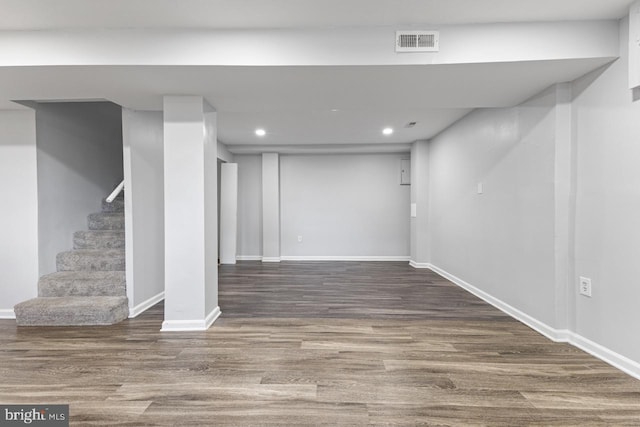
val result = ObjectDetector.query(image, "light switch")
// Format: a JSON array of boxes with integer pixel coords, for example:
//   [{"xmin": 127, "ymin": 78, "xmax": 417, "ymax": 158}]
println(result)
[
  {"xmin": 477, "ymin": 182, "xmax": 484, "ymax": 194},
  {"xmin": 410, "ymin": 203, "xmax": 417, "ymax": 217}
]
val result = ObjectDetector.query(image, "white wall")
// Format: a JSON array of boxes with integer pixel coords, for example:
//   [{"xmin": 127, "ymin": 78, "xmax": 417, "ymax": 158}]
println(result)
[
  {"xmin": 572, "ymin": 18, "xmax": 640, "ymax": 363},
  {"xmin": 35, "ymin": 102, "xmax": 124, "ymax": 275},
  {"xmin": 280, "ymin": 154, "xmax": 410, "ymax": 259},
  {"xmin": 122, "ymin": 109, "xmax": 165, "ymax": 316},
  {"xmin": 262, "ymin": 153, "xmax": 280, "ymax": 261},
  {"xmin": 236, "ymin": 155, "xmax": 262, "ymax": 258},
  {"xmin": 203, "ymin": 108, "xmax": 219, "ymax": 317},
  {"xmin": 424, "ymin": 17, "xmax": 640, "ymax": 374},
  {"xmin": 428, "ymin": 88, "xmax": 558, "ymax": 327},
  {"xmin": 0, "ymin": 110, "xmax": 38, "ymax": 317},
  {"xmin": 410, "ymin": 141, "xmax": 429, "ymax": 265},
  {"xmin": 630, "ymin": 1, "xmax": 640, "ymax": 89}
]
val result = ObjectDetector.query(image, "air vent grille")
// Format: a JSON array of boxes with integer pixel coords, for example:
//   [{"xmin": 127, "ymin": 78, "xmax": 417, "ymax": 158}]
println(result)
[{"xmin": 396, "ymin": 31, "xmax": 439, "ymax": 52}]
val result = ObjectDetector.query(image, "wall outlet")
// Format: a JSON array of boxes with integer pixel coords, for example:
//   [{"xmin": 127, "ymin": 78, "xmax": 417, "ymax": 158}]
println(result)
[
  {"xmin": 579, "ymin": 276, "xmax": 592, "ymax": 297},
  {"xmin": 297, "ymin": 235, "xmax": 303, "ymax": 243}
]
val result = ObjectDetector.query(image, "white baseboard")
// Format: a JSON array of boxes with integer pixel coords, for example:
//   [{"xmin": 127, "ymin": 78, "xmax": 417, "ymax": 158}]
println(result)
[
  {"xmin": 236, "ymin": 255, "xmax": 262, "ymax": 261},
  {"xmin": 129, "ymin": 291, "xmax": 165, "ymax": 318},
  {"xmin": 428, "ymin": 263, "xmax": 640, "ymax": 381},
  {"xmin": 160, "ymin": 306, "xmax": 221, "ymax": 332},
  {"xmin": 281, "ymin": 256, "xmax": 411, "ymax": 262},
  {"xmin": 204, "ymin": 306, "xmax": 221, "ymax": 329},
  {"xmin": 409, "ymin": 260, "xmax": 431, "ymax": 268},
  {"xmin": 237, "ymin": 255, "xmax": 411, "ymax": 262},
  {"xmin": 0, "ymin": 309, "xmax": 16, "ymax": 319},
  {"xmin": 428, "ymin": 263, "xmax": 562, "ymax": 342},
  {"xmin": 567, "ymin": 331, "xmax": 640, "ymax": 381}
]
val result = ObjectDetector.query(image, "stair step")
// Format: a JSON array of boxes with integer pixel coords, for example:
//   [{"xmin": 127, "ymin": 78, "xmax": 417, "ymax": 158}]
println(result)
[
  {"xmin": 74, "ymin": 230, "xmax": 125, "ymax": 250},
  {"xmin": 88, "ymin": 212, "xmax": 124, "ymax": 230},
  {"xmin": 102, "ymin": 196, "xmax": 124, "ymax": 213},
  {"xmin": 39, "ymin": 271, "xmax": 126, "ymax": 297},
  {"xmin": 57, "ymin": 250, "xmax": 125, "ymax": 272},
  {"xmin": 14, "ymin": 296, "xmax": 129, "ymax": 326}
]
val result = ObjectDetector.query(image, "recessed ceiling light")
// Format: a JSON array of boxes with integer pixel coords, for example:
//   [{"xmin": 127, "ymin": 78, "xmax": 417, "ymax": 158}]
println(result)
[
  {"xmin": 330, "ymin": 109, "xmax": 339, "ymax": 112},
  {"xmin": 383, "ymin": 127, "xmax": 394, "ymax": 135},
  {"xmin": 255, "ymin": 128, "xmax": 266, "ymax": 136}
]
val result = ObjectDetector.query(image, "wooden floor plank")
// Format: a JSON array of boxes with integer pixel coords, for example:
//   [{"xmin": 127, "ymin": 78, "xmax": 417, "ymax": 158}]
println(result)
[{"xmin": 0, "ymin": 261, "xmax": 638, "ymax": 425}]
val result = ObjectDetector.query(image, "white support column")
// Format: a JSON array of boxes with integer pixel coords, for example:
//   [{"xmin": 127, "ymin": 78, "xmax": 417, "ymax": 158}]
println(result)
[
  {"xmin": 410, "ymin": 140, "xmax": 430, "ymax": 268},
  {"xmin": 220, "ymin": 163, "xmax": 238, "ymax": 264},
  {"xmin": 161, "ymin": 96, "xmax": 220, "ymax": 331},
  {"xmin": 262, "ymin": 153, "xmax": 280, "ymax": 262}
]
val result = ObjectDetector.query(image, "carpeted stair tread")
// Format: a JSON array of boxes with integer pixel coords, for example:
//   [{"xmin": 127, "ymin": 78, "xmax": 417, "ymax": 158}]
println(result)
[
  {"xmin": 101, "ymin": 196, "xmax": 124, "ymax": 213},
  {"xmin": 14, "ymin": 296, "xmax": 129, "ymax": 326},
  {"xmin": 57, "ymin": 249, "xmax": 125, "ymax": 271},
  {"xmin": 74, "ymin": 230, "xmax": 125, "ymax": 249},
  {"xmin": 39, "ymin": 271, "xmax": 126, "ymax": 297},
  {"xmin": 88, "ymin": 212, "xmax": 125, "ymax": 230}
]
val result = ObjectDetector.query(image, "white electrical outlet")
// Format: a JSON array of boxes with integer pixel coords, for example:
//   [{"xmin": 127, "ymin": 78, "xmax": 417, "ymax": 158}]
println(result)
[
  {"xmin": 579, "ymin": 276, "xmax": 592, "ymax": 297},
  {"xmin": 297, "ymin": 235, "xmax": 303, "ymax": 243}
]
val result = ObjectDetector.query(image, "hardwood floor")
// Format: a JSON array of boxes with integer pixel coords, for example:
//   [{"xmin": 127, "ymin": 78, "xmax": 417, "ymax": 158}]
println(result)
[
  {"xmin": 1, "ymin": 261, "xmax": 640, "ymax": 425},
  {"xmin": 218, "ymin": 261, "xmax": 506, "ymax": 320}
]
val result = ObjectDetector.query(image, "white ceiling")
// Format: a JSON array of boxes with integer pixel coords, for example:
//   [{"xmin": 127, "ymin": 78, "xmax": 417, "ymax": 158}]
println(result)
[
  {"xmin": 0, "ymin": 0, "xmax": 630, "ymax": 151},
  {"xmin": 0, "ymin": 0, "xmax": 634, "ymax": 30},
  {"xmin": 0, "ymin": 58, "xmax": 613, "ymax": 147}
]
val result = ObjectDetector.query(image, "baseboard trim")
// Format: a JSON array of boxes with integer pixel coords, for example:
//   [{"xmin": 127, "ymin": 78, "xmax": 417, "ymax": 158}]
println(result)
[
  {"xmin": 160, "ymin": 306, "xmax": 221, "ymax": 332},
  {"xmin": 238, "ymin": 256, "xmax": 411, "ymax": 262},
  {"xmin": 428, "ymin": 263, "xmax": 561, "ymax": 342},
  {"xmin": 129, "ymin": 291, "xmax": 165, "ymax": 318},
  {"xmin": 281, "ymin": 256, "xmax": 411, "ymax": 262},
  {"xmin": 204, "ymin": 306, "xmax": 222, "ymax": 329},
  {"xmin": 236, "ymin": 255, "xmax": 262, "ymax": 261},
  {"xmin": 566, "ymin": 331, "xmax": 640, "ymax": 381},
  {"xmin": 428, "ymin": 263, "xmax": 640, "ymax": 381},
  {"xmin": 409, "ymin": 260, "xmax": 431, "ymax": 268},
  {"xmin": 0, "ymin": 309, "xmax": 16, "ymax": 319}
]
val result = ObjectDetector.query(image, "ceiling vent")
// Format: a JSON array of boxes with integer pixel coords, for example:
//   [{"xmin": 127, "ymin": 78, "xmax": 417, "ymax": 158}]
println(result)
[{"xmin": 395, "ymin": 31, "xmax": 439, "ymax": 52}]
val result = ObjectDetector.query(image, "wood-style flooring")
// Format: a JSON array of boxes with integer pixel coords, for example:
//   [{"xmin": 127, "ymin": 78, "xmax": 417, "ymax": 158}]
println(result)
[
  {"xmin": 1, "ymin": 261, "xmax": 639, "ymax": 426},
  {"xmin": 219, "ymin": 261, "xmax": 506, "ymax": 320}
]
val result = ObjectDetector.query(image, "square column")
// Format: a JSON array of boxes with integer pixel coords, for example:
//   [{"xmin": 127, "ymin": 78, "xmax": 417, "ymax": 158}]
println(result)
[
  {"xmin": 262, "ymin": 153, "xmax": 280, "ymax": 262},
  {"xmin": 162, "ymin": 96, "xmax": 220, "ymax": 331}
]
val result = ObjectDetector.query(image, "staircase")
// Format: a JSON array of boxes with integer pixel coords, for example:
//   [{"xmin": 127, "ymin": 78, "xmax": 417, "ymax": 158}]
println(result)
[{"xmin": 14, "ymin": 196, "xmax": 129, "ymax": 326}]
